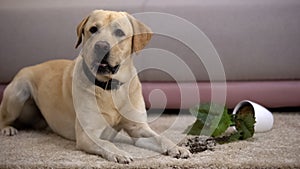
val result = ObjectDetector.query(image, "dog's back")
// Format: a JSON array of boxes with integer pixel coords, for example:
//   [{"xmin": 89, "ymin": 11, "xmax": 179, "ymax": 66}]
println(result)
[{"xmin": 0, "ymin": 59, "xmax": 76, "ymax": 139}]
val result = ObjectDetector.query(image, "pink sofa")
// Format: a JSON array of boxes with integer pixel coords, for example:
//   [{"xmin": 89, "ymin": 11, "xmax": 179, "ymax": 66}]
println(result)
[{"xmin": 1, "ymin": 0, "xmax": 300, "ymax": 109}]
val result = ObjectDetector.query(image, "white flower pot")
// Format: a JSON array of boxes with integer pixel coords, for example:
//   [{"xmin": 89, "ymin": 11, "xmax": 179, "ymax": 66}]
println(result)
[{"xmin": 233, "ymin": 100, "xmax": 274, "ymax": 133}]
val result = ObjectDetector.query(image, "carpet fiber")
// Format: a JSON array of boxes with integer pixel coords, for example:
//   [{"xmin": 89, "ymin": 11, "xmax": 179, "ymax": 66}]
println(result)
[{"xmin": 0, "ymin": 112, "xmax": 299, "ymax": 169}]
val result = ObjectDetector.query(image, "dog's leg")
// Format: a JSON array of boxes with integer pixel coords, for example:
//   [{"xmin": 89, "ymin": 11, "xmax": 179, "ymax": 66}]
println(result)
[
  {"xmin": 0, "ymin": 80, "xmax": 30, "ymax": 136},
  {"xmin": 100, "ymin": 126, "xmax": 121, "ymax": 141},
  {"xmin": 122, "ymin": 121, "xmax": 191, "ymax": 159},
  {"xmin": 75, "ymin": 119, "xmax": 133, "ymax": 164}
]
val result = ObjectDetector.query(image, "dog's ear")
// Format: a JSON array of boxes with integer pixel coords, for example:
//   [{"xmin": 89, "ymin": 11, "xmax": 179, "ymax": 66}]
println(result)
[
  {"xmin": 127, "ymin": 14, "xmax": 152, "ymax": 53},
  {"xmin": 75, "ymin": 16, "xmax": 90, "ymax": 49}
]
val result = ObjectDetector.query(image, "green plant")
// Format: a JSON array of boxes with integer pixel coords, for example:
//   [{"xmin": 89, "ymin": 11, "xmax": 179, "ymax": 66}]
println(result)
[{"xmin": 184, "ymin": 103, "xmax": 256, "ymax": 143}]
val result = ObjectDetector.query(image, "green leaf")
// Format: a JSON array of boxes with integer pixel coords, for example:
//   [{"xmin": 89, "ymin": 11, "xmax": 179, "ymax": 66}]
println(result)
[
  {"xmin": 185, "ymin": 103, "xmax": 232, "ymax": 137},
  {"xmin": 184, "ymin": 120, "xmax": 204, "ymax": 135},
  {"xmin": 185, "ymin": 102, "xmax": 256, "ymax": 144},
  {"xmin": 216, "ymin": 104, "xmax": 256, "ymax": 144},
  {"xmin": 211, "ymin": 107, "xmax": 231, "ymax": 137},
  {"xmin": 235, "ymin": 104, "xmax": 256, "ymax": 140}
]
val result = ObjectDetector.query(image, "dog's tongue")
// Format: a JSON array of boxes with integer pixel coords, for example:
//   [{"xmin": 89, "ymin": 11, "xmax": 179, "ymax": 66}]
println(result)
[{"xmin": 100, "ymin": 63, "xmax": 108, "ymax": 67}]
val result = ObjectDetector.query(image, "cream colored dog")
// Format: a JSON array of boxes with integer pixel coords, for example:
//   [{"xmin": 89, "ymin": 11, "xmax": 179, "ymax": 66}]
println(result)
[{"xmin": 0, "ymin": 10, "xmax": 191, "ymax": 163}]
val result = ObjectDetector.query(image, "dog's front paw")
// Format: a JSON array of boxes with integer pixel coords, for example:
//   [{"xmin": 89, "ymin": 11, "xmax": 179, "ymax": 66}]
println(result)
[
  {"xmin": 167, "ymin": 146, "xmax": 191, "ymax": 159},
  {"xmin": 1, "ymin": 126, "xmax": 18, "ymax": 136},
  {"xmin": 106, "ymin": 151, "xmax": 133, "ymax": 164}
]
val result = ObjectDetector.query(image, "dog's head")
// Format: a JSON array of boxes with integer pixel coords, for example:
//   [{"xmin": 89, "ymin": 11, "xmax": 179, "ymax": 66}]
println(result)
[{"xmin": 75, "ymin": 10, "xmax": 152, "ymax": 80}]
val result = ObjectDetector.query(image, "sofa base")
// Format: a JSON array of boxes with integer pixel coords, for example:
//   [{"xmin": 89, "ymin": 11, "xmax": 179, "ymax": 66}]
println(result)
[
  {"xmin": 1, "ymin": 81, "xmax": 300, "ymax": 109},
  {"xmin": 142, "ymin": 81, "xmax": 300, "ymax": 109}
]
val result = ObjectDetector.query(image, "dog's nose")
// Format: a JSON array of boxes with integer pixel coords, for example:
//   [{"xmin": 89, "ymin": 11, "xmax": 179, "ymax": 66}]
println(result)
[{"xmin": 95, "ymin": 41, "xmax": 110, "ymax": 54}]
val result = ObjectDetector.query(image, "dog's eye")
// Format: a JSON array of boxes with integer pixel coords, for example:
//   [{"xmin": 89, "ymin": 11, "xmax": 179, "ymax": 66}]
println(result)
[
  {"xmin": 115, "ymin": 29, "xmax": 125, "ymax": 37},
  {"xmin": 89, "ymin": 26, "xmax": 98, "ymax": 34}
]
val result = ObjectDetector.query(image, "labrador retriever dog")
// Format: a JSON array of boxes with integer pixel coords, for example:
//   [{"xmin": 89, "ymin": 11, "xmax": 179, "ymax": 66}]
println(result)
[{"xmin": 0, "ymin": 10, "xmax": 191, "ymax": 163}]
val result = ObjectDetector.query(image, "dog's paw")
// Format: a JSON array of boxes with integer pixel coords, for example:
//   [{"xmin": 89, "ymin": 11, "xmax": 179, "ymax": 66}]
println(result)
[
  {"xmin": 1, "ymin": 126, "xmax": 18, "ymax": 136},
  {"xmin": 106, "ymin": 151, "xmax": 133, "ymax": 164},
  {"xmin": 167, "ymin": 146, "xmax": 191, "ymax": 159}
]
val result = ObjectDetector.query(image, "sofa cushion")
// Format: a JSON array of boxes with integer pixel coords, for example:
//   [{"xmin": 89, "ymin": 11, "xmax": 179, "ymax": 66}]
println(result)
[{"xmin": 0, "ymin": 0, "xmax": 299, "ymax": 83}]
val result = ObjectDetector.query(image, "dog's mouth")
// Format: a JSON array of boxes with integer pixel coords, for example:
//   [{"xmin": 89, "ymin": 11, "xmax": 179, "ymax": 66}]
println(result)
[
  {"xmin": 97, "ymin": 60, "xmax": 120, "ymax": 74},
  {"xmin": 92, "ymin": 52, "xmax": 120, "ymax": 75}
]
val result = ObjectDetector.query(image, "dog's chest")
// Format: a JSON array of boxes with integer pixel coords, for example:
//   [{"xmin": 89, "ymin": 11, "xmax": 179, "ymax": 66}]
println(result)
[{"xmin": 95, "ymin": 89, "xmax": 127, "ymax": 126}]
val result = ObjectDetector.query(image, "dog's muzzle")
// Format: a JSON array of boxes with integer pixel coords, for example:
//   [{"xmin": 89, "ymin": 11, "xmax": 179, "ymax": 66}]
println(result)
[
  {"xmin": 82, "ymin": 59, "xmax": 124, "ymax": 90},
  {"xmin": 93, "ymin": 41, "xmax": 120, "ymax": 74}
]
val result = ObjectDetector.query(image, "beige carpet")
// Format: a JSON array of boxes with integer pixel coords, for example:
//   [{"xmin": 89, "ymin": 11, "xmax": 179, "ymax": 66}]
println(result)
[{"xmin": 0, "ymin": 112, "xmax": 299, "ymax": 169}]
